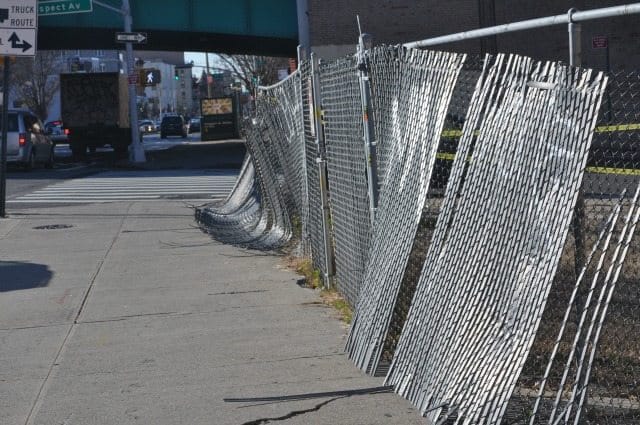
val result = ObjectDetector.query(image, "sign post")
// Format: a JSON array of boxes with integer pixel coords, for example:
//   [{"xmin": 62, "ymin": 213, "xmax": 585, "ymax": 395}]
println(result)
[
  {"xmin": 0, "ymin": 0, "xmax": 37, "ymax": 218},
  {"xmin": 0, "ymin": 57, "xmax": 9, "ymax": 218},
  {"xmin": 113, "ymin": 0, "xmax": 145, "ymax": 163}
]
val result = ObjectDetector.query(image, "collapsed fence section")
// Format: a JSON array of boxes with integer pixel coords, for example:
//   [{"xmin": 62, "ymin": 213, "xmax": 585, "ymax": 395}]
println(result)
[{"xmin": 196, "ymin": 7, "xmax": 640, "ymax": 422}]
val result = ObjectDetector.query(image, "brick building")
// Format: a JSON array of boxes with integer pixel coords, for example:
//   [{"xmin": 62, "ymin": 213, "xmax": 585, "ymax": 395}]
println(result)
[{"xmin": 303, "ymin": 0, "xmax": 640, "ymax": 71}]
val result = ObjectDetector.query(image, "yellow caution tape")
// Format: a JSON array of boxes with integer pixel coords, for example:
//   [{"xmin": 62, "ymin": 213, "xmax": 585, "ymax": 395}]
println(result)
[
  {"xmin": 436, "ymin": 152, "xmax": 457, "ymax": 161},
  {"xmin": 440, "ymin": 123, "xmax": 639, "ymax": 138},
  {"xmin": 586, "ymin": 166, "xmax": 640, "ymax": 176},
  {"xmin": 595, "ymin": 124, "xmax": 640, "ymax": 133}
]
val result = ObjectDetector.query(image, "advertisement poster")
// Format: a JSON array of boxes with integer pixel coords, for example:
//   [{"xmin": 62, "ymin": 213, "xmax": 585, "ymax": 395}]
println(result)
[{"xmin": 201, "ymin": 97, "xmax": 238, "ymax": 141}]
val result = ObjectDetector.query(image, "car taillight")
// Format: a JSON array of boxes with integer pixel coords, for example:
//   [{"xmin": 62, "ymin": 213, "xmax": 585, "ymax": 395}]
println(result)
[
  {"xmin": 19, "ymin": 133, "xmax": 26, "ymax": 146},
  {"xmin": 64, "ymin": 128, "xmax": 70, "ymax": 135}
]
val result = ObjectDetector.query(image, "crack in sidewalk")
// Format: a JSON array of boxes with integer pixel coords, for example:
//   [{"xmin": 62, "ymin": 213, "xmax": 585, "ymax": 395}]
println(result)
[{"xmin": 241, "ymin": 396, "xmax": 344, "ymax": 425}]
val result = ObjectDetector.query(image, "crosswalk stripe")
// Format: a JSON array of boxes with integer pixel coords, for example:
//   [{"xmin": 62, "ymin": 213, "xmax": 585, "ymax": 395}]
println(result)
[{"xmin": 9, "ymin": 169, "xmax": 238, "ymax": 204}]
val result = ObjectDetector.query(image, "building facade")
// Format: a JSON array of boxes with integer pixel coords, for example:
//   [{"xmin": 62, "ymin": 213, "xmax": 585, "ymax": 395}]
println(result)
[{"xmin": 304, "ymin": 0, "xmax": 640, "ymax": 70}]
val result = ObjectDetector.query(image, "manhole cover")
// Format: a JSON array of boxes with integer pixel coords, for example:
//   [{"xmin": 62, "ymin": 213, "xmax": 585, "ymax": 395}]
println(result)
[{"xmin": 33, "ymin": 224, "xmax": 74, "ymax": 230}]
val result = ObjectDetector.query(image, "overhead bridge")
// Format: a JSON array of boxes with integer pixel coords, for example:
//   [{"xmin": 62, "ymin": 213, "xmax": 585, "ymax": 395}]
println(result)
[{"xmin": 38, "ymin": 0, "xmax": 299, "ymax": 56}]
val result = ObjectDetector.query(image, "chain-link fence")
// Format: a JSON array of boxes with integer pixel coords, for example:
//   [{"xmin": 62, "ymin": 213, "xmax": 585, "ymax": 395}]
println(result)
[{"xmin": 196, "ymin": 29, "xmax": 640, "ymax": 425}]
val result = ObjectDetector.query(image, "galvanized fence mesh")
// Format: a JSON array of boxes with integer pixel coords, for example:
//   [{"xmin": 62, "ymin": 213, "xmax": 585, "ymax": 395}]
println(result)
[
  {"xmin": 195, "ymin": 45, "xmax": 640, "ymax": 424},
  {"xmin": 195, "ymin": 71, "xmax": 305, "ymax": 249},
  {"xmin": 503, "ymin": 69, "xmax": 640, "ymax": 425},
  {"xmin": 345, "ymin": 47, "xmax": 467, "ymax": 374},
  {"xmin": 301, "ymin": 59, "xmax": 329, "ymax": 274},
  {"xmin": 319, "ymin": 55, "xmax": 369, "ymax": 306},
  {"xmin": 386, "ymin": 54, "xmax": 609, "ymax": 424}
]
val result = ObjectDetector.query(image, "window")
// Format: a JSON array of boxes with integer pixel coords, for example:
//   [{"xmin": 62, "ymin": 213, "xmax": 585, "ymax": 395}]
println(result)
[{"xmin": 0, "ymin": 113, "xmax": 19, "ymax": 131}]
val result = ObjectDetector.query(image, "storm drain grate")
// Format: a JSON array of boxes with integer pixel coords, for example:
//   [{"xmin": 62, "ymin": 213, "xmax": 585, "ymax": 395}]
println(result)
[{"xmin": 33, "ymin": 224, "xmax": 74, "ymax": 230}]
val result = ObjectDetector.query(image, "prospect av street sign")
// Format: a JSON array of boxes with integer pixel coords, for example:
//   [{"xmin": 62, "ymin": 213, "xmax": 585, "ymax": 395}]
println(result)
[
  {"xmin": 0, "ymin": 0, "xmax": 37, "ymax": 56},
  {"xmin": 38, "ymin": 0, "xmax": 93, "ymax": 16}
]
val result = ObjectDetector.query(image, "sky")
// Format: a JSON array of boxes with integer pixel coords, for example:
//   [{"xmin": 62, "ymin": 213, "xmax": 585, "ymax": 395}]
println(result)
[{"xmin": 184, "ymin": 52, "xmax": 222, "ymax": 77}]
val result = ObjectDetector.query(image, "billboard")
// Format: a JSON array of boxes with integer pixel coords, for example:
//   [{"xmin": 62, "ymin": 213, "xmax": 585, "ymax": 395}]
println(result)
[{"xmin": 200, "ymin": 97, "xmax": 238, "ymax": 141}]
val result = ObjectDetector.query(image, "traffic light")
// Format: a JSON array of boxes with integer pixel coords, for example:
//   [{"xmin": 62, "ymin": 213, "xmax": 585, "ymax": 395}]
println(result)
[{"xmin": 174, "ymin": 69, "xmax": 179, "ymax": 80}]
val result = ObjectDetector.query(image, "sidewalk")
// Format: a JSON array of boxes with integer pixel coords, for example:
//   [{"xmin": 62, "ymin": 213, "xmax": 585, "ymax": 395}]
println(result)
[{"xmin": 0, "ymin": 200, "xmax": 427, "ymax": 424}]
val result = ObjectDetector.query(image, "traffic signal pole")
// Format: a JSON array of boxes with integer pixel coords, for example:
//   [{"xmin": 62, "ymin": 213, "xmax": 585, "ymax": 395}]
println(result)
[
  {"xmin": 122, "ymin": 0, "xmax": 145, "ymax": 162},
  {"xmin": 94, "ymin": 0, "xmax": 145, "ymax": 163}
]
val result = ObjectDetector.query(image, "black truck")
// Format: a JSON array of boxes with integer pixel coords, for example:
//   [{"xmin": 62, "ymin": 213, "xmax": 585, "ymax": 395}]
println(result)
[{"xmin": 60, "ymin": 72, "xmax": 132, "ymax": 158}]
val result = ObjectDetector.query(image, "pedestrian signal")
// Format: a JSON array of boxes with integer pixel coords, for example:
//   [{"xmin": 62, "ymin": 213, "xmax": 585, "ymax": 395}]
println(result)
[{"xmin": 140, "ymin": 69, "xmax": 161, "ymax": 87}]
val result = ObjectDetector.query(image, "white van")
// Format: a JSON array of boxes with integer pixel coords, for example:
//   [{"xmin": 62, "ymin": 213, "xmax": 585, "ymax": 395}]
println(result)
[{"xmin": 5, "ymin": 110, "xmax": 54, "ymax": 170}]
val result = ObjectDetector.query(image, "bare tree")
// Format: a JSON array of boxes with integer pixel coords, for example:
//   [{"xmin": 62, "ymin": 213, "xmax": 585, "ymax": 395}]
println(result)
[
  {"xmin": 11, "ymin": 51, "xmax": 63, "ymax": 121},
  {"xmin": 215, "ymin": 54, "xmax": 288, "ymax": 94}
]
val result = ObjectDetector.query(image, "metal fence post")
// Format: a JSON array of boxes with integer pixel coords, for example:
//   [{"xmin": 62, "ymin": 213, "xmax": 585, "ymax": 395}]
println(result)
[
  {"xmin": 569, "ymin": 8, "xmax": 589, "ymax": 421},
  {"xmin": 569, "ymin": 9, "xmax": 587, "ymax": 280},
  {"xmin": 357, "ymin": 33, "xmax": 379, "ymax": 225},
  {"xmin": 310, "ymin": 53, "xmax": 335, "ymax": 288}
]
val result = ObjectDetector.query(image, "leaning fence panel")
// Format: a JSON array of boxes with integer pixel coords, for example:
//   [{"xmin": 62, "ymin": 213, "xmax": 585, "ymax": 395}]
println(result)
[
  {"xmin": 319, "ymin": 55, "xmax": 370, "ymax": 306},
  {"xmin": 504, "ymin": 69, "xmax": 640, "ymax": 425},
  {"xmin": 385, "ymin": 54, "xmax": 608, "ymax": 424},
  {"xmin": 300, "ymin": 59, "xmax": 329, "ymax": 276},
  {"xmin": 345, "ymin": 46, "xmax": 467, "ymax": 374}
]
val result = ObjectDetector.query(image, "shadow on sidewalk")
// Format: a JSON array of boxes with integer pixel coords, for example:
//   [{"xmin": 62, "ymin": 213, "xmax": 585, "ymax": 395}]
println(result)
[{"xmin": 0, "ymin": 261, "xmax": 53, "ymax": 292}]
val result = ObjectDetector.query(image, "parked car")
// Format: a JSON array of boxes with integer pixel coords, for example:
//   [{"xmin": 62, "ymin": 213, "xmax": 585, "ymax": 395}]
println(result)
[
  {"xmin": 160, "ymin": 115, "xmax": 187, "ymax": 138},
  {"xmin": 188, "ymin": 117, "xmax": 201, "ymax": 133},
  {"xmin": 44, "ymin": 120, "xmax": 69, "ymax": 145},
  {"xmin": 5, "ymin": 110, "xmax": 54, "ymax": 170},
  {"xmin": 139, "ymin": 119, "xmax": 156, "ymax": 134}
]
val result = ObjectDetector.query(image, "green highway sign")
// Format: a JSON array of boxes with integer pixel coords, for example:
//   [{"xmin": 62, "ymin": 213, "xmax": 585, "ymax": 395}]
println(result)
[{"xmin": 38, "ymin": 0, "xmax": 93, "ymax": 16}]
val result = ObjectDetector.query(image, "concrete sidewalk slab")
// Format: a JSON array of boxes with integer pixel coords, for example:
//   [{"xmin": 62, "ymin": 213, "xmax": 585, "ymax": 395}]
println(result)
[{"xmin": 1, "ymin": 200, "xmax": 427, "ymax": 425}]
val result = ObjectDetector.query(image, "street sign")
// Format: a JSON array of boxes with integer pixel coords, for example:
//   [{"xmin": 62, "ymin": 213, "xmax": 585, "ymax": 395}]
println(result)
[
  {"xmin": 592, "ymin": 35, "xmax": 608, "ymax": 49},
  {"xmin": 38, "ymin": 0, "xmax": 93, "ymax": 16},
  {"xmin": 0, "ymin": 0, "xmax": 37, "ymax": 56},
  {"xmin": 115, "ymin": 32, "xmax": 147, "ymax": 44}
]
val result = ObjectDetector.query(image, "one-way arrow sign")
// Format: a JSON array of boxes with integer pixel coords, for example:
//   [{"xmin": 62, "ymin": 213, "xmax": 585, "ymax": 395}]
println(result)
[
  {"xmin": 115, "ymin": 32, "xmax": 147, "ymax": 44},
  {"xmin": 8, "ymin": 32, "xmax": 32, "ymax": 52}
]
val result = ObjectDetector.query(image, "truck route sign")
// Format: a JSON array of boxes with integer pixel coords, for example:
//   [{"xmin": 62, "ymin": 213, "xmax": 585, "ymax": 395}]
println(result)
[{"xmin": 0, "ymin": 0, "xmax": 37, "ymax": 56}]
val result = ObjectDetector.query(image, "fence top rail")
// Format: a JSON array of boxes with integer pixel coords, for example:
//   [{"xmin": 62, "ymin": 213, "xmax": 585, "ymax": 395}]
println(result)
[
  {"xmin": 257, "ymin": 68, "xmax": 299, "ymax": 92},
  {"xmin": 404, "ymin": 3, "xmax": 640, "ymax": 49}
]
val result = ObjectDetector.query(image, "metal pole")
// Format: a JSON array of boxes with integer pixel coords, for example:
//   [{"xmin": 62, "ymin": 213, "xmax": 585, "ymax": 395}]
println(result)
[
  {"xmin": 205, "ymin": 52, "xmax": 212, "ymax": 98},
  {"xmin": 122, "ymin": 0, "xmax": 145, "ymax": 163},
  {"xmin": 0, "ymin": 57, "xmax": 9, "ymax": 218},
  {"xmin": 568, "ymin": 9, "xmax": 582, "ymax": 68},
  {"xmin": 404, "ymin": 2, "xmax": 640, "ymax": 49},
  {"xmin": 568, "ymin": 9, "xmax": 589, "ymax": 420},
  {"xmin": 310, "ymin": 53, "xmax": 335, "ymax": 288},
  {"xmin": 357, "ymin": 32, "xmax": 379, "ymax": 225},
  {"xmin": 569, "ymin": 9, "xmax": 586, "ymax": 281},
  {"xmin": 295, "ymin": 0, "xmax": 310, "ymax": 55}
]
